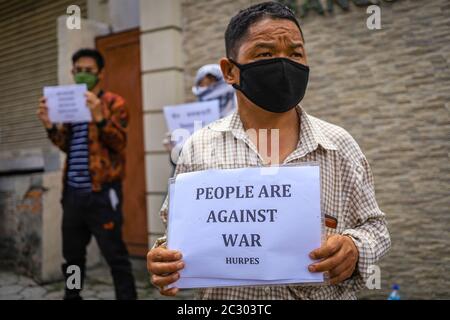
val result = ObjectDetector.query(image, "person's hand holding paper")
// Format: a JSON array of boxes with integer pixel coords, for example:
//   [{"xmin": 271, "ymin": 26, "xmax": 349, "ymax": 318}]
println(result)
[
  {"xmin": 147, "ymin": 246, "xmax": 185, "ymax": 297},
  {"xmin": 37, "ymin": 96, "xmax": 53, "ymax": 129},
  {"xmin": 85, "ymin": 90, "xmax": 104, "ymax": 123}
]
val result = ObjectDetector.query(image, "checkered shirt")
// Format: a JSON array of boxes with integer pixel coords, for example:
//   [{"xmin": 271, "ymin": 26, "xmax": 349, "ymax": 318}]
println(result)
[{"xmin": 154, "ymin": 105, "xmax": 391, "ymax": 300}]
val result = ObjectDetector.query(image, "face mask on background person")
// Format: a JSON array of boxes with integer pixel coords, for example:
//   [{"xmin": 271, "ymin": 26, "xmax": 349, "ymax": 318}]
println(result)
[
  {"xmin": 193, "ymin": 79, "xmax": 236, "ymax": 118},
  {"xmin": 74, "ymin": 72, "xmax": 99, "ymax": 91},
  {"xmin": 192, "ymin": 64, "xmax": 237, "ymax": 118},
  {"xmin": 229, "ymin": 57, "xmax": 309, "ymax": 113},
  {"xmin": 192, "ymin": 85, "xmax": 211, "ymax": 97}
]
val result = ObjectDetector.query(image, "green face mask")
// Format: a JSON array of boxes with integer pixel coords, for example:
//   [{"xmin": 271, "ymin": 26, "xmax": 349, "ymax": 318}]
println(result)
[{"xmin": 74, "ymin": 72, "xmax": 98, "ymax": 90}]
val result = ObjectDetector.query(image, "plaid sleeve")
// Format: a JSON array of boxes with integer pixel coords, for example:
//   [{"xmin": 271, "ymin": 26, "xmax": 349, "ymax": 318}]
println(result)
[{"xmin": 342, "ymin": 156, "xmax": 391, "ymax": 283}]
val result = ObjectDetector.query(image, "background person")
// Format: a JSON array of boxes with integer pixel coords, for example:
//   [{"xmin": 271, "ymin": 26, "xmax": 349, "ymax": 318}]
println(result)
[{"xmin": 37, "ymin": 48, "xmax": 137, "ymax": 300}]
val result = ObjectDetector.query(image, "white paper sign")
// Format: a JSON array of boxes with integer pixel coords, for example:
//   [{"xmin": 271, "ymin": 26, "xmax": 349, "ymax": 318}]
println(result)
[
  {"xmin": 44, "ymin": 84, "xmax": 92, "ymax": 123},
  {"xmin": 167, "ymin": 165, "xmax": 324, "ymax": 288},
  {"xmin": 163, "ymin": 100, "xmax": 220, "ymax": 135}
]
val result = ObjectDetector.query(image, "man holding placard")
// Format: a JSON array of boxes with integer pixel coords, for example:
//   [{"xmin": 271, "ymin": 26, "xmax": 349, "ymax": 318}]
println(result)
[
  {"xmin": 147, "ymin": 2, "xmax": 390, "ymax": 299},
  {"xmin": 37, "ymin": 49, "xmax": 136, "ymax": 300}
]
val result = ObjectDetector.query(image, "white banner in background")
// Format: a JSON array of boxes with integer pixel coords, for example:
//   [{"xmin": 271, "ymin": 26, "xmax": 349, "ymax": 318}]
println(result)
[{"xmin": 163, "ymin": 100, "xmax": 220, "ymax": 135}]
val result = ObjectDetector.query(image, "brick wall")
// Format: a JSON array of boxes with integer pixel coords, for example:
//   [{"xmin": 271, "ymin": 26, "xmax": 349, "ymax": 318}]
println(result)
[{"xmin": 181, "ymin": 0, "xmax": 450, "ymax": 299}]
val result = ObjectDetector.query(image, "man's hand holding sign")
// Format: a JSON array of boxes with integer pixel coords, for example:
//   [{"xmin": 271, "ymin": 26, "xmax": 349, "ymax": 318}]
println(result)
[{"xmin": 309, "ymin": 234, "xmax": 359, "ymax": 285}]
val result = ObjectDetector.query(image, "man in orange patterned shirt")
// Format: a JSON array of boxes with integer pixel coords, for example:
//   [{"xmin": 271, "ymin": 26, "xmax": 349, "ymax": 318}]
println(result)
[{"xmin": 37, "ymin": 49, "xmax": 136, "ymax": 300}]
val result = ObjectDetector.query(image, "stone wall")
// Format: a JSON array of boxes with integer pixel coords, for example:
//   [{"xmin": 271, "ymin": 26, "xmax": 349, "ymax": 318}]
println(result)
[
  {"xmin": 0, "ymin": 174, "xmax": 44, "ymax": 279},
  {"xmin": 0, "ymin": 150, "xmax": 103, "ymax": 283},
  {"xmin": 181, "ymin": 0, "xmax": 254, "ymax": 101},
  {"xmin": 180, "ymin": 0, "xmax": 450, "ymax": 299}
]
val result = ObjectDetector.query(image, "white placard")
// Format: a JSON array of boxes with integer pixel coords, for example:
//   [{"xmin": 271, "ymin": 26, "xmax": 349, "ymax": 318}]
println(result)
[
  {"xmin": 167, "ymin": 165, "xmax": 324, "ymax": 288},
  {"xmin": 44, "ymin": 84, "xmax": 92, "ymax": 123},
  {"xmin": 163, "ymin": 100, "xmax": 220, "ymax": 135}
]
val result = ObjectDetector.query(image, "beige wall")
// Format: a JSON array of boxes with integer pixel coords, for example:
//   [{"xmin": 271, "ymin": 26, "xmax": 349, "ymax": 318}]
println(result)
[
  {"xmin": 179, "ymin": 0, "xmax": 450, "ymax": 299},
  {"xmin": 87, "ymin": 0, "xmax": 140, "ymax": 32},
  {"xmin": 139, "ymin": 0, "xmax": 185, "ymax": 247}
]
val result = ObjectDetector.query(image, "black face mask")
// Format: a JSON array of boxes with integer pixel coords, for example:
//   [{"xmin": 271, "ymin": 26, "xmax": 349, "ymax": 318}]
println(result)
[{"xmin": 229, "ymin": 57, "xmax": 309, "ymax": 113}]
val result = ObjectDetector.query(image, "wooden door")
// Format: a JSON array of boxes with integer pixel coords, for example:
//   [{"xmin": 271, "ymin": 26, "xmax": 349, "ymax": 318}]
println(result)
[{"xmin": 96, "ymin": 28, "xmax": 148, "ymax": 257}]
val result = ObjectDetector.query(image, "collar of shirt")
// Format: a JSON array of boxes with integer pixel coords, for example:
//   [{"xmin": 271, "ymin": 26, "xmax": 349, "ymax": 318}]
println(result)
[{"xmin": 209, "ymin": 105, "xmax": 338, "ymax": 164}]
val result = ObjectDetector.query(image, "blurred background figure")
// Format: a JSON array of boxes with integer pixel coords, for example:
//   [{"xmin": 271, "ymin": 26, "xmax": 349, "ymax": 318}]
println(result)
[
  {"xmin": 37, "ymin": 49, "xmax": 137, "ymax": 300},
  {"xmin": 192, "ymin": 64, "xmax": 236, "ymax": 118},
  {"xmin": 163, "ymin": 63, "xmax": 237, "ymax": 171}
]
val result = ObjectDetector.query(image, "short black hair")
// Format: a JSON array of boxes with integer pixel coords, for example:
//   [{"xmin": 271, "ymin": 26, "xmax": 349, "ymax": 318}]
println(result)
[
  {"xmin": 225, "ymin": 1, "xmax": 304, "ymax": 59},
  {"xmin": 72, "ymin": 48, "xmax": 105, "ymax": 71}
]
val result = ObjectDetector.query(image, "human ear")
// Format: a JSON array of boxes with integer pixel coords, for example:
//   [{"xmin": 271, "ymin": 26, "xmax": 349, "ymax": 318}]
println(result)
[{"xmin": 219, "ymin": 57, "xmax": 238, "ymax": 86}]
